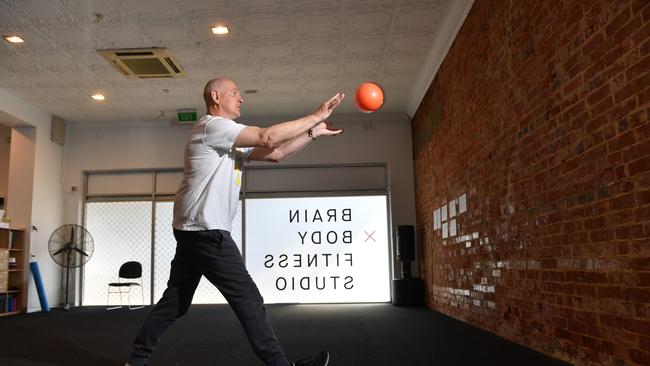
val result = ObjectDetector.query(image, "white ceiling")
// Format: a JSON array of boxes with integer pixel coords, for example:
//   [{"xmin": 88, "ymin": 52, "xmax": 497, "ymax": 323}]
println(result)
[{"xmin": 0, "ymin": 0, "xmax": 470, "ymax": 124}]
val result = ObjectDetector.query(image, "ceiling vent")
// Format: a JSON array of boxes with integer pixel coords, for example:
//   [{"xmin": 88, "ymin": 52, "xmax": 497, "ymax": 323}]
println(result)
[{"xmin": 97, "ymin": 48, "xmax": 187, "ymax": 79}]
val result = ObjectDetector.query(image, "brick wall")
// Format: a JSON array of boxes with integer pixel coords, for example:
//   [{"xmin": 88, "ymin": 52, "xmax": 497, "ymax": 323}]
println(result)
[{"xmin": 412, "ymin": 0, "xmax": 649, "ymax": 365}]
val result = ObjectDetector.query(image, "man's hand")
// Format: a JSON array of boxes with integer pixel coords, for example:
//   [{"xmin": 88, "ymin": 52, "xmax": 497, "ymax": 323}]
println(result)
[
  {"xmin": 312, "ymin": 121, "xmax": 343, "ymax": 138},
  {"xmin": 313, "ymin": 93, "xmax": 345, "ymax": 123}
]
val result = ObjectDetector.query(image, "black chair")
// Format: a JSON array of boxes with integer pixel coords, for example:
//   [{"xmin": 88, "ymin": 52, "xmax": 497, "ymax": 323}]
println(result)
[{"xmin": 106, "ymin": 261, "xmax": 144, "ymax": 310}]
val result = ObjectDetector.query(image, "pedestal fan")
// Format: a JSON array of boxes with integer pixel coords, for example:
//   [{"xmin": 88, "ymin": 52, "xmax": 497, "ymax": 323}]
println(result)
[{"xmin": 48, "ymin": 224, "xmax": 94, "ymax": 310}]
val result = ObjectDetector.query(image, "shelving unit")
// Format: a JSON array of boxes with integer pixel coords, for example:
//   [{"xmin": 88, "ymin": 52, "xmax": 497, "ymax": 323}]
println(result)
[{"xmin": 0, "ymin": 227, "xmax": 27, "ymax": 316}]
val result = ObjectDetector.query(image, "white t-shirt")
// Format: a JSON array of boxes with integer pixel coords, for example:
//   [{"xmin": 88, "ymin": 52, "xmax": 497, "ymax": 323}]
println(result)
[{"xmin": 172, "ymin": 115, "xmax": 252, "ymax": 232}]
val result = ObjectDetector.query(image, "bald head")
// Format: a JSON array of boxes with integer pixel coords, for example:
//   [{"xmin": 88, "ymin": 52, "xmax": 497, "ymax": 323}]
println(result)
[
  {"xmin": 203, "ymin": 77, "xmax": 243, "ymax": 119},
  {"xmin": 203, "ymin": 77, "xmax": 231, "ymax": 108}
]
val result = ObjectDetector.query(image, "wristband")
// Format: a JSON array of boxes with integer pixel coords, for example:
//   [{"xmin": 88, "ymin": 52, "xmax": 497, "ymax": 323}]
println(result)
[{"xmin": 307, "ymin": 128, "xmax": 316, "ymax": 140}]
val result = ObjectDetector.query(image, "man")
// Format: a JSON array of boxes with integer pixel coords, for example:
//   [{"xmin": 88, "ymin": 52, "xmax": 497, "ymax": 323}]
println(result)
[{"xmin": 126, "ymin": 78, "xmax": 344, "ymax": 366}]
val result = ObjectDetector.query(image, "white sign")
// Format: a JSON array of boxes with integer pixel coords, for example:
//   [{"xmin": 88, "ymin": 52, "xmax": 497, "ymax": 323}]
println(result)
[{"xmin": 245, "ymin": 196, "xmax": 391, "ymax": 303}]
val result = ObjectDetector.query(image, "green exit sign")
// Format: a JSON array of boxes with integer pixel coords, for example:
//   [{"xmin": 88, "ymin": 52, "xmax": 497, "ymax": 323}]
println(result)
[{"xmin": 177, "ymin": 109, "xmax": 197, "ymax": 123}]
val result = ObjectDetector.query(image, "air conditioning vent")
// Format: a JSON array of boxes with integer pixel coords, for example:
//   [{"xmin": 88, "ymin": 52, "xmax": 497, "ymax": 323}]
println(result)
[{"xmin": 97, "ymin": 48, "xmax": 187, "ymax": 79}]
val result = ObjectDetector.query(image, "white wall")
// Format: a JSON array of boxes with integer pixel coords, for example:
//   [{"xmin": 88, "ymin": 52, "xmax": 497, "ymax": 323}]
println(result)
[
  {"xmin": 64, "ymin": 112, "xmax": 418, "ymax": 277},
  {"xmin": 7, "ymin": 127, "xmax": 36, "ymax": 229},
  {"xmin": 0, "ymin": 123, "xmax": 10, "ymax": 202},
  {"xmin": 0, "ymin": 87, "xmax": 65, "ymax": 312}
]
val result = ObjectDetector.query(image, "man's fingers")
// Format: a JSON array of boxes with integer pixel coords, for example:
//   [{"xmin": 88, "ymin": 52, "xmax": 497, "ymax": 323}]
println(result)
[{"xmin": 327, "ymin": 92, "xmax": 345, "ymax": 108}]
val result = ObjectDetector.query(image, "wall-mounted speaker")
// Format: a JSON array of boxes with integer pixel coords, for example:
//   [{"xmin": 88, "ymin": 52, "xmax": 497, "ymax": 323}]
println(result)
[{"xmin": 51, "ymin": 115, "xmax": 65, "ymax": 146}]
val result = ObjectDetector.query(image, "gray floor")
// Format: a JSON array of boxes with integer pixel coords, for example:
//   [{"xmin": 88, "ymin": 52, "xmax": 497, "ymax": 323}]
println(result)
[{"xmin": 0, "ymin": 304, "xmax": 571, "ymax": 366}]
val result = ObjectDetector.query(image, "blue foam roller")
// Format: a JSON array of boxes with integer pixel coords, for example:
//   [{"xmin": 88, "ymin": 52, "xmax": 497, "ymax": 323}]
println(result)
[{"xmin": 30, "ymin": 261, "xmax": 49, "ymax": 313}]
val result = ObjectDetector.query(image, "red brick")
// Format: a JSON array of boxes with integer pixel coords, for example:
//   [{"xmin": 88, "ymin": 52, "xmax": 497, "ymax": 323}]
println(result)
[
  {"xmin": 615, "ymin": 224, "xmax": 645, "ymax": 239},
  {"xmin": 629, "ymin": 257, "xmax": 650, "ymax": 270},
  {"xmin": 644, "ymin": 38, "xmax": 650, "ymax": 56},
  {"xmin": 642, "ymin": 3, "xmax": 650, "ymax": 23},
  {"xmin": 637, "ymin": 189, "xmax": 650, "ymax": 205},
  {"xmin": 631, "ymin": 0, "xmax": 648, "ymax": 12},
  {"xmin": 598, "ymin": 285, "xmax": 622, "ymax": 299},
  {"xmin": 591, "ymin": 95, "xmax": 615, "ymax": 118},
  {"xmin": 614, "ymin": 75, "xmax": 647, "ymax": 104},
  {"xmin": 612, "ymin": 15, "xmax": 644, "ymax": 49},
  {"xmin": 608, "ymin": 131, "xmax": 638, "ymax": 153},
  {"xmin": 588, "ymin": 323, "xmax": 606, "ymax": 338},
  {"xmin": 600, "ymin": 313, "xmax": 622, "ymax": 327},
  {"xmin": 640, "ymin": 86, "xmax": 650, "ymax": 105},
  {"xmin": 625, "ymin": 55, "xmax": 650, "ymax": 81},
  {"xmin": 585, "ymin": 271, "xmax": 608, "ymax": 283},
  {"xmin": 575, "ymin": 283, "xmax": 597, "ymax": 296},
  {"xmin": 630, "ymin": 348, "xmax": 650, "ymax": 365},
  {"xmin": 639, "ymin": 335, "xmax": 650, "ymax": 350},
  {"xmin": 412, "ymin": 0, "xmax": 649, "ymax": 364},
  {"xmin": 622, "ymin": 287, "xmax": 650, "ymax": 302},
  {"xmin": 584, "ymin": 216, "xmax": 607, "ymax": 230},
  {"xmin": 590, "ymin": 229, "xmax": 614, "ymax": 242},
  {"xmin": 622, "ymin": 317, "xmax": 650, "ymax": 335},
  {"xmin": 586, "ymin": 81, "xmax": 612, "ymax": 106},
  {"xmin": 639, "ymin": 272, "xmax": 650, "ymax": 286},
  {"xmin": 600, "ymin": 340, "xmax": 630, "ymax": 359},
  {"xmin": 629, "ymin": 156, "xmax": 650, "ymax": 176},
  {"xmin": 636, "ymin": 123, "xmax": 650, "ymax": 141},
  {"xmin": 607, "ymin": 209, "xmax": 635, "ymax": 225},
  {"xmin": 580, "ymin": 335, "xmax": 600, "ymax": 350},
  {"xmin": 635, "ymin": 206, "xmax": 650, "ymax": 221},
  {"xmin": 623, "ymin": 140, "xmax": 650, "ymax": 162}
]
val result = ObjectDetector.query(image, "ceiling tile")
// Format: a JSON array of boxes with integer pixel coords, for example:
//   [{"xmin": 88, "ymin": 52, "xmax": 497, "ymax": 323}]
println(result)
[
  {"xmin": 347, "ymin": 12, "xmax": 392, "ymax": 31},
  {"xmin": 123, "ymin": 0, "xmax": 170, "ymax": 14},
  {"xmin": 39, "ymin": 54, "xmax": 74, "ymax": 68},
  {"xmin": 0, "ymin": 0, "xmax": 464, "ymax": 122},
  {"xmin": 253, "ymin": 44, "xmax": 293, "ymax": 58},
  {"xmin": 66, "ymin": 0, "xmax": 114, "ymax": 17},
  {"xmin": 296, "ymin": 15, "xmax": 340, "ymax": 33},
  {"xmin": 181, "ymin": 0, "xmax": 229, "ymax": 11},
  {"xmin": 342, "ymin": 38, "xmax": 386, "ymax": 55},
  {"xmin": 97, "ymin": 25, "xmax": 142, "ymax": 44},
  {"xmin": 16, "ymin": 0, "xmax": 64, "ymax": 20},
  {"xmin": 303, "ymin": 63, "xmax": 339, "ymax": 75},
  {"xmin": 299, "ymin": 41, "xmax": 339, "ymax": 57},
  {"xmin": 143, "ymin": 24, "xmax": 190, "ymax": 42},
  {"xmin": 389, "ymin": 36, "xmax": 431, "ymax": 52},
  {"xmin": 49, "ymin": 28, "xmax": 95, "ymax": 45},
  {"xmin": 246, "ymin": 18, "xmax": 291, "ymax": 36}
]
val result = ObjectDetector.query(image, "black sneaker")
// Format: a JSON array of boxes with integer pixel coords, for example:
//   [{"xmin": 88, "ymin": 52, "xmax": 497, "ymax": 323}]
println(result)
[{"xmin": 292, "ymin": 350, "xmax": 330, "ymax": 366}]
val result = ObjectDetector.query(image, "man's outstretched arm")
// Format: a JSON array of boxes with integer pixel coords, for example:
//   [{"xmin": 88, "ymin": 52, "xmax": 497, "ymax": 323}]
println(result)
[
  {"xmin": 247, "ymin": 121, "xmax": 343, "ymax": 162},
  {"xmin": 234, "ymin": 93, "xmax": 344, "ymax": 149}
]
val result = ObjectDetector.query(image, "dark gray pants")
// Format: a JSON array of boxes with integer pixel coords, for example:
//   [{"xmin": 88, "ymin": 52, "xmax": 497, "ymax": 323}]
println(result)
[{"xmin": 128, "ymin": 229, "xmax": 290, "ymax": 366}]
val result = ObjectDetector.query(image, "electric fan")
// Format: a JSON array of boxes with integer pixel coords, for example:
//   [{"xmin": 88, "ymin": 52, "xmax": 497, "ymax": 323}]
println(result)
[{"xmin": 48, "ymin": 224, "xmax": 94, "ymax": 310}]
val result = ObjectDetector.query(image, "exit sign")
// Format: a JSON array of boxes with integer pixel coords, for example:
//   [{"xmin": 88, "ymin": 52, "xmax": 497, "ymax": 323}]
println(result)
[{"xmin": 177, "ymin": 109, "xmax": 197, "ymax": 123}]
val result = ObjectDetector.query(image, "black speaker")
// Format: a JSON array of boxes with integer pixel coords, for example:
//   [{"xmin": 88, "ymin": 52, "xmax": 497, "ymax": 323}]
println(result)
[
  {"xmin": 392, "ymin": 278, "xmax": 423, "ymax": 306},
  {"xmin": 396, "ymin": 225, "xmax": 415, "ymax": 262}
]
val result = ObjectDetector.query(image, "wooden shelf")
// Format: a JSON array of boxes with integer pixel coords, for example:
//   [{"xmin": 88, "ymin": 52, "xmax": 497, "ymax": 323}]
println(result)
[
  {"xmin": 0, "ymin": 228, "xmax": 27, "ymax": 316},
  {"xmin": 0, "ymin": 310, "xmax": 22, "ymax": 317}
]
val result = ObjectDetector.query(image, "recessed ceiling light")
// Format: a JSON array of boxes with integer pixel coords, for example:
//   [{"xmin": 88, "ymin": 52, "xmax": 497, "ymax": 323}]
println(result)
[
  {"xmin": 211, "ymin": 26, "xmax": 229, "ymax": 35},
  {"xmin": 3, "ymin": 35, "xmax": 24, "ymax": 43},
  {"xmin": 91, "ymin": 94, "xmax": 105, "ymax": 101}
]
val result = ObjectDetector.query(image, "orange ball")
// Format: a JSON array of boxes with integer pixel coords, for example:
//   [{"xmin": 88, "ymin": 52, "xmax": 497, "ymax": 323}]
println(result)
[{"xmin": 355, "ymin": 82, "xmax": 384, "ymax": 113}]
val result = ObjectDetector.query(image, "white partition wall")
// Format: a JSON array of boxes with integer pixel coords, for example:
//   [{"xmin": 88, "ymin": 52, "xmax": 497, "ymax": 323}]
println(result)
[
  {"xmin": 246, "ymin": 196, "xmax": 391, "ymax": 303},
  {"xmin": 84, "ymin": 201, "xmax": 152, "ymax": 306},
  {"xmin": 243, "ymin": 164, "xmax": 393, "ymax": 304},
  {"xmin": 82, "ymin": 164, "xmax": 392, "ymax": 306}
]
